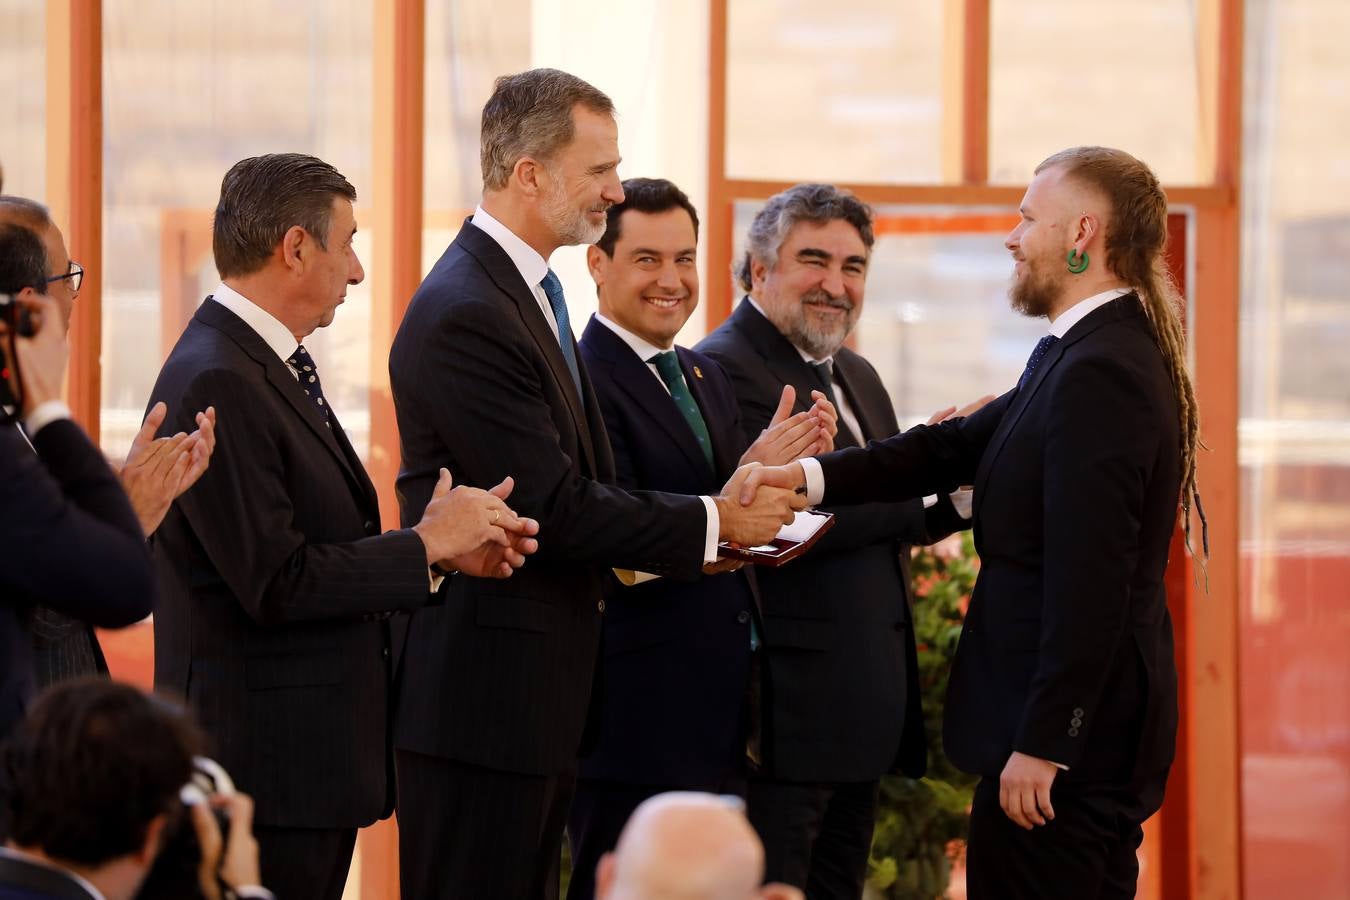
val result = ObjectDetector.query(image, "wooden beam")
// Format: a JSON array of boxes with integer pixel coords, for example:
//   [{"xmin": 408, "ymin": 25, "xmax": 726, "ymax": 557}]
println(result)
[
  {"xmin": 705, "ymin": 0, "xmax": 734, "ymax": 327},
  {"xmin": 723, "ymin": 179, "xmax": 1231, "ymax": 210},
  {"xmin": 961, "ymin": 0, "xmax": 990, "ymax": 183},
  {"xmin": 46, "ymin": 0, "xmax": 102, "ymax": 440},
  {"xmin": 360, "ymin": 1, "xmax": 425, "ymax": 897}
]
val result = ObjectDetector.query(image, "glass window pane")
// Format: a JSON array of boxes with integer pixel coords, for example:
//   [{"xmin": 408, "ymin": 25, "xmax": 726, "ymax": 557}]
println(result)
[
  {"xmin": 989, "ymin": 0, "xmax": 1200, "ymax": 184},
  {"xmin": 102, "ymin": 0, "xmax": 374, "ymax": 458},
  {"xmin": 726, "ymin": 0, "xmax": 945, "ymax": 185},
  {"xmin": 731, "ymin": 201, "xmax": 1042, "ymax": 425},
  {"xmin": 0, "ymin": 0, "xmax": 45, "ymax": 197},
  {"xmin": 1240, "ymin": 0, "xmax": 1350, "ymax": 895}
]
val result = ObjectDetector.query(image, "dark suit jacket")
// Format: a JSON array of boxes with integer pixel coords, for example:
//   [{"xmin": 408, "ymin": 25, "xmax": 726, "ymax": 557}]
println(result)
[
  {"xmin": 1, "ymin": 419, "xmax": 153, "ymax": 741},
  {"xmin": 0, "ymin": 852, "xmax": 98, "ymax": 900},
  {"xmin": 696, "ymin": 298, "xmax": 966, "ymax": 781},
  {"xmin": 577, "ymin": 317, "xmax": 757, "ymax": 787},
  {"xmin": 816, "ymin": 296, "xmax": 1181, "ymax": 810},
  {"xmin": 147, "ymin": 298, "xmax": 434, "ymax": 829},
  {"xmin": 388, "ymin": 220, "xmax": 707, "ymax": 776}
]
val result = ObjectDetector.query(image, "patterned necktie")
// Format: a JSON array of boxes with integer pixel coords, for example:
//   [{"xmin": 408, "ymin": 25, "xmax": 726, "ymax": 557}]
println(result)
[
  {"xmin": 287, "ymin": 344, "xmax": 330, "ymax": 426},
  {"xmin": 808, "ymin": 359, "xmax": 858, "ymax": 447},
  {"xmin": 1018, "ymin": 335, "xmax": 1059, "ymax": 391},
  {"xmin": 649, "ymin": 351, "xmax": 715, "ymax": 470},
  {"xmin": 539, "ymin": 270, "xmax": 583, "ymax": 395}
]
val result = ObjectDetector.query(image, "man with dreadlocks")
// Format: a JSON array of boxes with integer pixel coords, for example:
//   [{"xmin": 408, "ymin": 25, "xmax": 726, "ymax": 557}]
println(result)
[{"xmin": 737, "ymin": 146, "xmax": 1202, "ymax": 898}]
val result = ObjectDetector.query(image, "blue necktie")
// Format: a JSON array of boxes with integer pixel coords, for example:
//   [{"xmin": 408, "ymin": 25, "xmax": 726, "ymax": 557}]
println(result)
[
  {"xmin": 287, "ymin": 344, "xmax": 330, "ymax": 426},
  {"xmin": 540, "ymin": 270, "xmax": 583, "ymax": 395},
  {"xmin": 1018, "ymin": 335, "xmax": 1059, "ymax": 391}
]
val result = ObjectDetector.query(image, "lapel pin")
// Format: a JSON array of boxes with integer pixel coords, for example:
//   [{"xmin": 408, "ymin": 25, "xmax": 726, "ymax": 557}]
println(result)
[{"xmin": 693, "ymin": 366, "xmax": 704, "ymax": 379}]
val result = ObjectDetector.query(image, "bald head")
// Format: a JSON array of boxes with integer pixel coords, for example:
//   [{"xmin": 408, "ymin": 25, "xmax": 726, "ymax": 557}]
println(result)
[{"xmin": 596, "ymin": 793, "xmax": 768, "ymax": 900}]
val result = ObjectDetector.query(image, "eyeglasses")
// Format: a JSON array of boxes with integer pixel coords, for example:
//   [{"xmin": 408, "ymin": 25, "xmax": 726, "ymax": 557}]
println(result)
[{"xmin": 45, "ymin": 260, "xmax": 84, "ymax": 294}]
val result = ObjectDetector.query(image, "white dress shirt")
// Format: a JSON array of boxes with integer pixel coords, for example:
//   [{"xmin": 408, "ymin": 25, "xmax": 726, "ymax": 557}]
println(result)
[{"xmin": 469, "ymin": 214, "xmax": 720, "ymax": 564}]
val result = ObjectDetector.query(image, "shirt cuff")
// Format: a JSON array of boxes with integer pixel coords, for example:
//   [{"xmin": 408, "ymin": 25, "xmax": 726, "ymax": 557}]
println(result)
[
  {"xmin": 1050, "ymin": 761, "xmax": 1069, "ymax": 771},
  {"xmin": 231, "ymin": 887, "xmax": 277, "ymax": 900},
  {"xmin": 429, "ymin": 569, "xmax": 446, "ymax": 593},
  {"xmin": 24, "ymin": 400, "xmax": 72, "ymax": 435},
  {"xmin": 922, "ymin": 494, "xmax": 938, "ymax": 509},
  {"xmin": 699, "ymin": 495, "xmax": 720, "ymax": 564},
  {"xmin": 613, "ymin": 569, "xmax": 661, "ymax": 586},
  {"xmin": 949, "ymin": 487, "xmax": 974, "ymax": 519},
  {"xmin": 799, "ymin": 457, "xmax": 825, "ymax": 506}
]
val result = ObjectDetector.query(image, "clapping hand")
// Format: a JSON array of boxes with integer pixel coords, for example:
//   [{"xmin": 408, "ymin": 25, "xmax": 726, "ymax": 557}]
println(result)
[
  {"xmin": 119, "ymin": 402, "xmax": 217, "ymax": 536},
  {"xmin": 413, "ymin": 468, "xmax": 540, "ymax": 579}
]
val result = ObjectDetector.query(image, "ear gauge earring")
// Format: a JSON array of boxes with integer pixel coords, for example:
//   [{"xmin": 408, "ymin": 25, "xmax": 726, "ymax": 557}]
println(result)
[{"xmin": 1067, "ymin": 249, "xmax": 1089, "ymax": 274}]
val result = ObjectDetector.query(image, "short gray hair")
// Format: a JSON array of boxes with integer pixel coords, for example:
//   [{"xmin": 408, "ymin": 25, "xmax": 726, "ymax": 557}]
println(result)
[
  {"xmin": 736, "ymin": 184, "xmax": 875, "ymax": 292},
  {"xmin": 213, "ymin": 153, "xmax": 356, "ymax": 279},
  {"xmin": 480, "ymin": 68, "xmax": 615, "ymax": 191}
]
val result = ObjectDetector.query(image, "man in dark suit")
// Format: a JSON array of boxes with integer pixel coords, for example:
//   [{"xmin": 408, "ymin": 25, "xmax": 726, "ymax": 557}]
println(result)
[
  {"xmin": 0, "ymin": 196, "xmax": 215, "ymax": 690},
  {"xmin": 1, "ymin": 680, "xmax": 270, "ymax": 900},
  {"xmin": 567, "ymin": 178, "xmax": 837, "ymax": 900},
  {"xmin": 696, "ymin": 184, "xmax": 971, "ymax": 898},
  {"xmin": 0, "ymin": 226, "xmax": 154, "ymax": 747},
  {"xmin": 147, "ymin": 153, "xmax": 539, "ymax": 900},
  {"xmin": 388, "ymin": 71, "xmax": 803, "ymax": 899},
  {"xmin": 741, "ymin": 147, "xmax": 1197, "ymax": 899}
]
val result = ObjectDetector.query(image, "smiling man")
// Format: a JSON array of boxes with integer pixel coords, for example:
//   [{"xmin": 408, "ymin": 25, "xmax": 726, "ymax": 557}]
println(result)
[
  {"xmin": 697, "ymin": 183, "xmax": 972, "ymax": 898},
  {"xmin": 389, "ymin": 73, "xmax": 804, "ymax": 899},
  {"xmin": 567, "ymin": 178, "xmax": 836, "ymax": 900},
  {"xmin": 146, "ymin": 153, "xmax": 537, "ymax": 900}
]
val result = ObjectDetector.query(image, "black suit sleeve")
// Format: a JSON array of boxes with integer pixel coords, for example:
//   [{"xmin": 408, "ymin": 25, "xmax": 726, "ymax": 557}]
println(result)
[
  {"xmin": 404, "ymin": 298, "xmax": 705, "ymax": 576},
  {"xmin": 166, "ymin": 368, "xmax": 431, "ymax": 625},
  {"xmin": 1, "ymin": 419, "xmax": 153, "ymax": 625},
  {"xmin": 1012, "ymin": 357, "xmax": 1160, "ymax": 767},
  {"xmin": 819, "ymin": 390, "xmax": 1013, "ymax": 506}
]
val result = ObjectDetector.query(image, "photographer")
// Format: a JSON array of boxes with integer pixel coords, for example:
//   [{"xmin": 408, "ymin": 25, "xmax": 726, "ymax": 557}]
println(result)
[
  {"xmin": 0, "ymin": 679, "xmax": 271, "ymax": 900},
  {"xmin": 0, "ymin": 222, "xmax": 156, "ymax": 743},
  {"xmin": 0, "ymin": 196, "xmax": 215, "ymax": 690}
]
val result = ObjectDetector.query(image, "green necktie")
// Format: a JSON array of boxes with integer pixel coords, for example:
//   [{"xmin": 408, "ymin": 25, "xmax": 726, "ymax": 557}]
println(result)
[{"xmin": 650, "ymin": 351, "xmax": 715, "ymax": 471}]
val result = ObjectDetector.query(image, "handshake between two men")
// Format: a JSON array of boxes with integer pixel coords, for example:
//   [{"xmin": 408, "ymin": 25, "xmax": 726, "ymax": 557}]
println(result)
[{"xmin": 411, "ymin": 383, "xmax": 831, "ymax": 580}]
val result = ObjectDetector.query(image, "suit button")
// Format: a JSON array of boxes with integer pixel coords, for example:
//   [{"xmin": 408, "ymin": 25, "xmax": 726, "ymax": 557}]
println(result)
[
  {"xmin": 736, "ymin": 610, "xmax": 751, "ymax": 625},
  {"xmin": 1073, "ymin": 707, "xmax": 1085, "ymax": 717},
  {"xmin": 1068, "ymin": 727, "xmax": 1079, "ymax": 737},
  {"xmin": 382, "ymin": 646, "xmax": 390, "ymax": 659},
  {"xmin": 597, "ymin": 600, "xmax": 606, "ymax": 613},
  {"xmin": 1071, "ymin": 717, "xmax": 1083, "ymax": 728}
]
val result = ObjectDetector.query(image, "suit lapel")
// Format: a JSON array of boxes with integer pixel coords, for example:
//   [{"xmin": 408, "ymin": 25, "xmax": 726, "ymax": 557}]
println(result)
[
  {"xmin": 195, "ymin": 299, "xmax": 369, "ymax": 506},
  {"xmin": 676, "ymin": 347, "xmax": 730, "ymax": 478},
  {"xmin": 729, "ymin": 300, "xmax": 820, "ymax": 419},
  {"xmin": 824, "ymin": 356, "xmax": 869, "ymax": 447},
  {"xmin": 455, "ymin": 221, "xmax": 598, "ymax": 475}
]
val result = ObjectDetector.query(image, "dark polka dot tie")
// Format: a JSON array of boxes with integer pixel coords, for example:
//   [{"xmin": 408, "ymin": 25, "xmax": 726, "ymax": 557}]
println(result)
[
  {"xmin": 1018, "ymin": 334, "xmax": 1060, "ymax": 391},
  {"xmin": 287, "ymin": 344, "xmax": 330, "ymax": 427}
]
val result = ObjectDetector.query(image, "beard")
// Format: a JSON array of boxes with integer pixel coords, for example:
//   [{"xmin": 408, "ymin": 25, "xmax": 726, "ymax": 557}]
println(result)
[
  {"xmin": 1009, "ymin": 257, "xmax": 1061, "ymax": 319},
  {"xmin": 542, "ymin": 175, "xmax": 608, "ymax": 246},
  {"xmin": 764, "ymin": 288, "xmax": 858, "ymax": 359}
]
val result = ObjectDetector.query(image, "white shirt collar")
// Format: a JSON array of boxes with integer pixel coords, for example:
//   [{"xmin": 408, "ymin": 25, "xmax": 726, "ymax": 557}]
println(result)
[
  {"xmin": 211, "ymin": 282, "xmax": 301, "ymax": 365},
  {"xmin": 593, "ymin": 313, "xmax": 673, "ymax": 364},
  {"xmin": 472, "ymin": 205, "xmax": 550, "ymax": 291},
  {"xmin": 745, "ymin": 295, "xmax": 833, "ymax": 367},
  {"xmin": 0, "ymin": 847, "xmax": 106, "ymax": 900},
  {"xmin": 1049, "ymin": 287, "xmax": 1132, "ymax": 339}
]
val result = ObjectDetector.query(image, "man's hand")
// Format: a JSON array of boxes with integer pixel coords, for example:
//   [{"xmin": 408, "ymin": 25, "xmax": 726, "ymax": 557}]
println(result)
[
  {"xmin": 715, "ymin": 462, "xmax": 806, "ymax": 546},
  {"xmin": 190, "ymin": 791, "xmax": 262, "ymax": 900},
  {"xmin": 5, "ymin": 293, "xmax": 68, "ymax": 415},
  {"xmin": 119, "ymin": 402, "xmax": 217, "ymax": 535},
  {"xmin": 927, "ymin": 394, "xmax": 996, "ymax": 425},
  {"xmin": 735, "ymin": 461, "xmax": 807, "ymax": 508},
  {"xmin": 413, "ymin": 468, "xmax": 540, "ymax": 578},
  {"xmin": 999, "ymin": 751, "xmax": 1059, "ymax": 829},
  {"xmin": 738, "ymin": 385, "xmax": 839, "ymax": 467},
  {"xmin": 701, "ymin": 558, "xmax": 745, "ymax": 575}
]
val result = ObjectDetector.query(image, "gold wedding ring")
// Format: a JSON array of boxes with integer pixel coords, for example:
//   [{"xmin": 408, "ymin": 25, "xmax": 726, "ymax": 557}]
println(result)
[{"xmin": 492, "ymin": 509, "xmax": 501, "ymax": 524}]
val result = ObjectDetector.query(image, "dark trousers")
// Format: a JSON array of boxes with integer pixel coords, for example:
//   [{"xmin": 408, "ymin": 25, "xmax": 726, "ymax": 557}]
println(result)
[
  {"xmin": 966, "ymin": 776, "xmax": 1149, "ymax": 899},
  {"xmin": 396, "ymin": 748, "xmax": 576, "ymax": 900},
  {"xmin": 565, "ymin": 775, "xmax": 747, "ymax": 900},
  {"xmin": 747, "ymin": 777, "xmax": 880, "ymax": 899},
  {"xmin": 253, "ymin": 824, "xmax": 357, "ymax": 900}
]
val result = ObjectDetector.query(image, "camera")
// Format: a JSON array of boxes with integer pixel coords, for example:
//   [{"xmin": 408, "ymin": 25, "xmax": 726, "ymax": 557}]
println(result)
[
  {"xmin": 137, "ymin": 757, "xmax": 237, "ymax": 900},
  {"xmin": 0, "ymin": 292, "xmax": 36, "ymax": 337}
]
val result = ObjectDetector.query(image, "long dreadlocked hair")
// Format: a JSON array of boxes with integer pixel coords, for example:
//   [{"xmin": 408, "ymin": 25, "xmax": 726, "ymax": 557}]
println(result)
[{"xmin": 1036, "ymin": 146, "xmax": 1208, "ymax": 567}]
